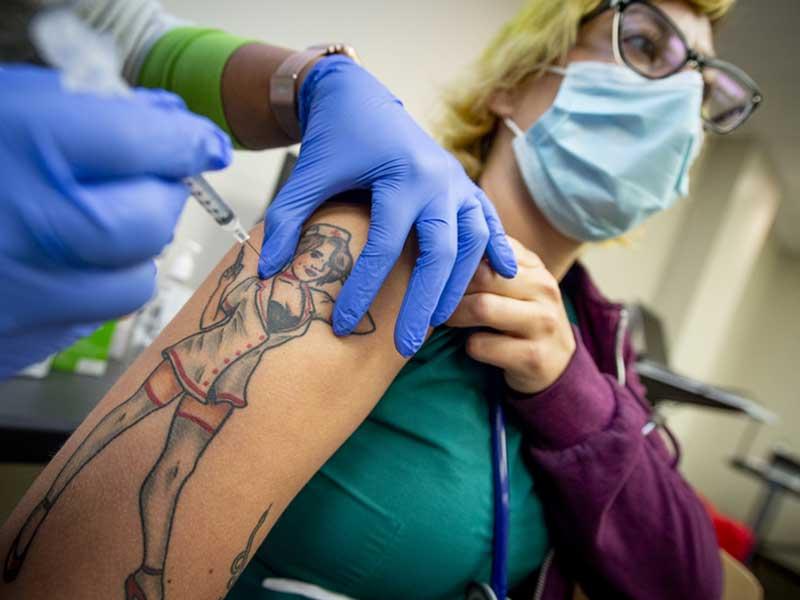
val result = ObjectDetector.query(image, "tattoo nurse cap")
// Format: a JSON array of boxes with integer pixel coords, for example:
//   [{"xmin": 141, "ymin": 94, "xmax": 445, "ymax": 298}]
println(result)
[{"xmin": 305, "ymin": 223, "xmax": 351, "ymax": 242}]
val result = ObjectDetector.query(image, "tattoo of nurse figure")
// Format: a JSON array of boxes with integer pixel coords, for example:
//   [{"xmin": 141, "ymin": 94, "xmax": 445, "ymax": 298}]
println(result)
[{"xmin": 3, "ymin": 224, "xmax": 375, "ymax": 599}]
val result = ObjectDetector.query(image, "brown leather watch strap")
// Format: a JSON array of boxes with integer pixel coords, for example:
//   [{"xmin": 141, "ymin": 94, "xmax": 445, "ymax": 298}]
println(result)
[{"xmin": 269, "ymin": 44, "xmax": 359, "ymax": 143}]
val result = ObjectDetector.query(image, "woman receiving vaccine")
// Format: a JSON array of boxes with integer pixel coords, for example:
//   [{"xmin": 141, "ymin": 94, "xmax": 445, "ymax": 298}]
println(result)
[{"xmin": 0, "ymin": 1, "xmax": 761, "ymax": 599}]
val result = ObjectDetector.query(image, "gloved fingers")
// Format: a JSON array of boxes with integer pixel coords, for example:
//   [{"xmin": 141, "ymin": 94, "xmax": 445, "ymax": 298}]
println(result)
[
  {"xmin": 393, "ymin": 206, "xmax": 458, "ymax": 357},
  {"xmin": 259, "ymin": 161, "xmax": 335, "ymax": 279},
  {"xmin": 0, "ymin": 257, "xmax": 157, "ymax": 331},
  {"xmin": 476, "ymin": 189, "xmax": 517, "ymax": 278},
  {"xmin": 134, "ymin": 88, "xmax": 189, "ymax": 111},
  {"xmin": 429, "ymin": 199, "xmax": 489, "ymax": 327},
  {"xmin": 48, "ymin": 89, "xmax": 232, "ymax": 181},
  {"xmin": 332, "ymin": 198, "xmax": 414, "ymax": 338},
  {"xmin": 46, "ymin": 177, "xmax": 188, "ymax": 268},
  {"xmin": 0, "ymin": 322, "xmax": 101, "ymax": 380}
]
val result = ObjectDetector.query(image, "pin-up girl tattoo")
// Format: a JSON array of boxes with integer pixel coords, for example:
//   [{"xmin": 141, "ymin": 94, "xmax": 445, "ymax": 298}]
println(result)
[{"xmin": 3, "ymin": 224, "xmax": 374, "ymax": 599}]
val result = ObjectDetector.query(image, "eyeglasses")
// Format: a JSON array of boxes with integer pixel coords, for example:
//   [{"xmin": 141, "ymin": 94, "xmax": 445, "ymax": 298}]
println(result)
[{"xmin": 582, "ymin": 0, "xmax": 763, "ymax": 134}]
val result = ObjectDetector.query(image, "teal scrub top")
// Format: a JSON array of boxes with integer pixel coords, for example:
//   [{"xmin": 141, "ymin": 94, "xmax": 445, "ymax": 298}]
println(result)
[{"xmin": 227, "ymin": 292, "xmax": 580, "ymax": 599}]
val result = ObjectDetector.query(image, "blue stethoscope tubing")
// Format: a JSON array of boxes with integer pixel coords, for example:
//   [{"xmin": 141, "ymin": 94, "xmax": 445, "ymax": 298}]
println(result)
[{"xmin": 489, "ymin": 398, "xmax": 510, "ymax": 600}]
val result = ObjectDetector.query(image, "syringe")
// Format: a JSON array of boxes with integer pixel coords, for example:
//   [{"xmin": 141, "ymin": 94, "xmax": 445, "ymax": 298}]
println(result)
[
  {"xmin": 183, "ymin": 176, "xmax": 251, "ymax": 245},
  {"xmin": 29, "ymin": 7, "xmax": 256, "ymax": 254}
]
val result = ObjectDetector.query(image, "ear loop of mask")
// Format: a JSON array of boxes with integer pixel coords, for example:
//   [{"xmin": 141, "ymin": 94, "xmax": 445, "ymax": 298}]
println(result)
[
  {"xmin": 503, "ymin": 117, "xmax": 525, "ymax": 138},
  {"xmin": 502, "ymin": 64, "xmax": 566, "ymax": 137}
]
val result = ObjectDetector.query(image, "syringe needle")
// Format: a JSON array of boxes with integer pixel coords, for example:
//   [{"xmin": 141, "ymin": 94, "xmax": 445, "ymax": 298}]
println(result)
[{"xmin": 245, "ymin": 239, "xmax": 260, "ymax": 257}]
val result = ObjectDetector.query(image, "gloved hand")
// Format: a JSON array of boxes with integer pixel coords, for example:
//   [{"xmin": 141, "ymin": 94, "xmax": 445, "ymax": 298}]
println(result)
[
  {"xmin": 0, "ymin": 65, "xmax": 232, "ymax": 378},
  {"xmin": 260, "ymin": 56, "xmax": 517, "ymax": 357}
]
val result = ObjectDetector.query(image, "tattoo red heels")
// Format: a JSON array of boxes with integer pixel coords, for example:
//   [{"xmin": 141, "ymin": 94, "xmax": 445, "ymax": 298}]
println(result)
[
  {"xmin": 124, "ymin": 572, "xmax": 148, "ymax": 600},
  {"xmin": 125, "ymin": 566, "xmax": 163, "ymax": 600},
  {"xmin": 124, "ymin": 573, "xmax": 148, "ymax": 600}
]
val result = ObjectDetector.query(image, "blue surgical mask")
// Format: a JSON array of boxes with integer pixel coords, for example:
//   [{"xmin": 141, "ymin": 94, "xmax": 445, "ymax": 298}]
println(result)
[{"xmin": 505, "ymin": 61, "xmax": 704, "ymax": 242}]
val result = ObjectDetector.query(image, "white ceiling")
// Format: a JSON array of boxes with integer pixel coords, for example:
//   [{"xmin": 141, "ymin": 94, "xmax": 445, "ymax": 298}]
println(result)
[{"xmin": 714, "ymin": 0, "xmax": 800, "ymax": 253}]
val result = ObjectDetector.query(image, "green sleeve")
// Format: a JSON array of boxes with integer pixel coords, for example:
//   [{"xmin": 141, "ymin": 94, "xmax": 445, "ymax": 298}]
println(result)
[{"xmin": 137, "ymin": 27, "xmax": 253, "ymax": 145}]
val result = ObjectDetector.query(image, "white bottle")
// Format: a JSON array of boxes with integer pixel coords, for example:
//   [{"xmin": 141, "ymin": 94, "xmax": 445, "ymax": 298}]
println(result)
[
  {"xmin": 130, "ymin": 241, "xmax": 202, "ymax": 351},
  {"xmin": 158, "ymin": 241, "xmax": 201, "ymax": 327},
  {"xmin": 17, "ymin": 355, "xmax": 54, "ymax": 379}
]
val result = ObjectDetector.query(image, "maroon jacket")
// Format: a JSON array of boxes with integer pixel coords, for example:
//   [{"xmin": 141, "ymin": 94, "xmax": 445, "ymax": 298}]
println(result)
[{"xmin": 506, "ymin": 263, "xmax": 722, "ymax": 600}]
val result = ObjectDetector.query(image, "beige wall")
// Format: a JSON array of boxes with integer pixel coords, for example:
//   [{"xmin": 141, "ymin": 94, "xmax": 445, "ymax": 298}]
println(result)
[
  {"xmin": 694, "ymin": 236, "xmax": 800, "ymax": 569},
  {"xmin": 585, "ymin": 139, "xmax": 799, "ymax": 569},
  {"xmin": 581, "ymin": 196, "xmax": 695, "ymax": 306}
]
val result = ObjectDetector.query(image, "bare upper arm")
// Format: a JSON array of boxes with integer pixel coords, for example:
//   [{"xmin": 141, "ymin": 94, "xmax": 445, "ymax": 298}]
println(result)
[{"xmin": 0, "ymin": 203, "xmax": 413, "ymax": 599}]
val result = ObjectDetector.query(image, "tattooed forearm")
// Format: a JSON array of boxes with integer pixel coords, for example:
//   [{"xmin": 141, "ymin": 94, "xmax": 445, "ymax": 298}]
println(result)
[
  {"xmin": 218, "ymin": 504, "xmax": 273, "ymax": 598},
  {"xmin": 3, "ymin": 223, "xmax": 374, "ymax": 599}
]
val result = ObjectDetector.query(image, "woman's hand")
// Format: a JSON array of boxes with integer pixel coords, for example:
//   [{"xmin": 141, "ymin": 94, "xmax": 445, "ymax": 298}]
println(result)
[{"xmin": 447, "ymin": 239, "xmax": 576, "ymax": 395}]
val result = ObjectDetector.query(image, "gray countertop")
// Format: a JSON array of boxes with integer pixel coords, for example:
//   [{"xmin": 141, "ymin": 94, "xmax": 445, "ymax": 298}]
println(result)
[{"xmin": 0, "ymin": 355, "xmax": 135, "ymax": 434}]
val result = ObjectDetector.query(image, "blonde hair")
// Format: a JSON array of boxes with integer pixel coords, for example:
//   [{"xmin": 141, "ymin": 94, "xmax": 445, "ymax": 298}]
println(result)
[{"xmin": 437, "ymin": 0, "xmax": 735, "ymax": 180}]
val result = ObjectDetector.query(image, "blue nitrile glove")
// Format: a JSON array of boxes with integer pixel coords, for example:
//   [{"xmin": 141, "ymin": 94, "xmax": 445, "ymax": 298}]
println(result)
[
  {"xmin": 0, "ymin": 65, "xmax": 232, "ymax": 378},
  {"xmin": 260, "ymin": 56, "xmax": 517, "ymax": 357}
]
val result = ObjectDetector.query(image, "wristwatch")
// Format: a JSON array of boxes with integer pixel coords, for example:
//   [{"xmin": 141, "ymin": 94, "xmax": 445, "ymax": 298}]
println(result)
[{"xmin": 269, "ymin": 43, "xmax": 360, "ymax": 142}]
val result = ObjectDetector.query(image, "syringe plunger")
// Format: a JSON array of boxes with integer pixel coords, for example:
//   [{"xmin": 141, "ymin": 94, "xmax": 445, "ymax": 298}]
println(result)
[{"xmin": 30, "ymin": 7, "xmax": 251, "ymax": 249}]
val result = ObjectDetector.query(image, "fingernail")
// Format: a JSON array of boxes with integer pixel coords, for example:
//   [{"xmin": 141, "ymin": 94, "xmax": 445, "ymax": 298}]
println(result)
[
  {"xmin": 430, "ymin": 310, "xmax": 447, "ymax": 328},
  {"xmin": 397, "ymin": 333, "xmax": 422, "ymax": 358},
  {"xmin": 503, "ymin": 259, "xmax": 518, "ymax": 278},
  {"xmin": 499, "ymin": 246, "xmax": 518, "ymax": 278},
  {"xmin": 205, "ymin": 129, "xmax": 232, "ymax": 170},
  {"xmin": 259, "ymin": 229, "xmax": 284, "ymax": 278},
  {"xmin": 141, "ymin": 88, "xmax": 186, "ymax": 110},
  {"xmin": 399, "ymin": 342, "xmax": 420, "ymax": 358},
  {"xmin": 258, "ymin": 258, "xmax": 276, "ymax": 280},
  {"xmin": 333, "ymin": 314, "xmax": 353, "ymax": 337}
]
